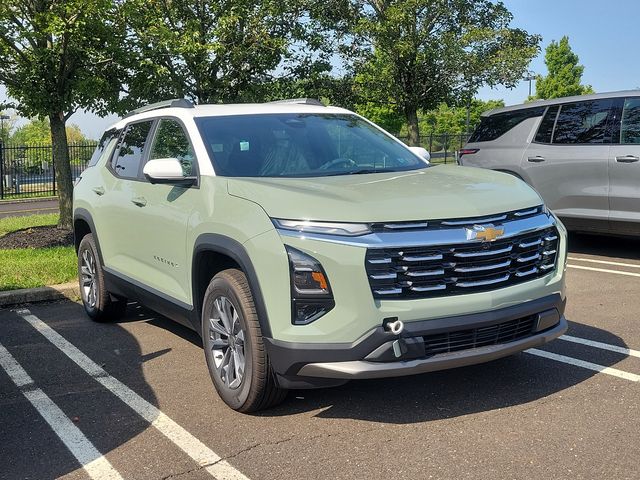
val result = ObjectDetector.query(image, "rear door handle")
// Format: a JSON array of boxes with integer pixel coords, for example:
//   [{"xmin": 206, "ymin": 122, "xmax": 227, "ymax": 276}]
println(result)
[
  {"xmin": 92, "ymin": 186, "xmax": 105, "ymax": 196},
  {"xmin": 615, "ymin": 155, "xmax": 640, "ymax": 163},
  {"xmin": 131, "ymin": 196, "xmax": 147, "ymax": 207},
  {"xmin": 527, "ymin": 156, "xmax": 545, "ymax": 163}
]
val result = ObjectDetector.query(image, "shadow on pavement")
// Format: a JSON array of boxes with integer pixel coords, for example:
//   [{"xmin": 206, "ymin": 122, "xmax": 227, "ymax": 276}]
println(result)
[
  {"xmin": 131, "ymin": 305, "xmax": 630, "ymax": 425},
  {"xmin": 260, "ymin": 319, "xmax": 628, "ymax": 423},
  {"xmin": 0, "ymin": 301, "xmax": 161, "ymax": 480},
  {"xmin": 568, "ymin": 232, "xmax": 640, "ymax": 260}
]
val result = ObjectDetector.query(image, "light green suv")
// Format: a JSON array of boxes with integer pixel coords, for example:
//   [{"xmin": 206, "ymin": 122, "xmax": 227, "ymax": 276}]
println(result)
[{"xmin": 73, "ymin": 98, "xmax": 568, "ymax": 412}]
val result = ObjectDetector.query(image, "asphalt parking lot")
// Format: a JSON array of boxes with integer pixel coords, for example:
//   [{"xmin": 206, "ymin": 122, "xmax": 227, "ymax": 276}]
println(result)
[{"xmin": 1, "ymin": 232, "xmax": 639, "ymax": 480}]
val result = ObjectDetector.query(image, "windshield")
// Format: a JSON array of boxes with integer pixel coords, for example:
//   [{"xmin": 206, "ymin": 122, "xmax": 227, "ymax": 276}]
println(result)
[{"xmin": 195, "ymin": 113, "xmax": 427, "ymax": 177}]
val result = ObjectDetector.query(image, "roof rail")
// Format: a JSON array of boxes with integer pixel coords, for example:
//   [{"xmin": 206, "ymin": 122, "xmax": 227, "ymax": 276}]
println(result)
[
  {"xmin": 267, "ymin": 98, "xmax": 325, "ymax": 106},
  {"xmin": 124, "ymin": 98, "xmax": 194, "ymax": 118}
]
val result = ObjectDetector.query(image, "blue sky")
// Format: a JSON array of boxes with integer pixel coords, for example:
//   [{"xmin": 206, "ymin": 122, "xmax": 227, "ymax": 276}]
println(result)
[
  {"xmin": 479, "ymin": 0, "xmax": 640, "ymax": 103},
  {"xmin": 2, "ymin": 0, "xmax": 639, "ymax": 139}
]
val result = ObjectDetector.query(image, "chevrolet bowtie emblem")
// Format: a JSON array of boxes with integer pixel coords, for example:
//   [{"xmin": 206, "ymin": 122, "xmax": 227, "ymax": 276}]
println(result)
[{"xmin": 465, "ymin": 224, "xmax": 505, "ymax": 242}]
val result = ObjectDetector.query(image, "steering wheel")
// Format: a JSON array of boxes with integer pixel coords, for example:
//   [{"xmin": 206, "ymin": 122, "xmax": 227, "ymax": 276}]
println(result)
[{"xmin": 318, "ymin": 157, "xmax": 358, "ymax": 171}]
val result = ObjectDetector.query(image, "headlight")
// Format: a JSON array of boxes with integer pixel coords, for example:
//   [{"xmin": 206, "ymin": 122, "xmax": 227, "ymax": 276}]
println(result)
[
  {"xmin": 286, "ymin": 246, "xmax": 335, "ymax": 325},
  {"xmin": 273, "ymin": 218, "xmax": 371, "ymax": 237}
]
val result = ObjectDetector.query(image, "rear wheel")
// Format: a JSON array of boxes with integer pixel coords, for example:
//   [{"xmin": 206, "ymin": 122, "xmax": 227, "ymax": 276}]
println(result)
[
  {"xmin": 77, "ymin": 233, "xmax": 127, "ymax": 322},
  {"xmin": 202, "ymin": 269, "xmax": 287, "ymax": 412}
]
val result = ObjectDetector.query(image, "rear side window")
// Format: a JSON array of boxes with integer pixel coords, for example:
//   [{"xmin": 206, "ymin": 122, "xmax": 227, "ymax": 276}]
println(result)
[
  {"xmin": 468, "ymin": 107, "xmax": 545, "ymax": 142},
  {"xmin": 552, "ymin": 99, "xmax": 613, "ymax": 144},
  {"xmin": 88, "ymin": 129, "xmax": 119, "ymax": 167},
  {"xmin": 112, "ymin": 121, "xmax": 153, "ymax": 178},
  {"xmin": 534, "ymin": 106, "xmax": 559, "ymax": 143},
  {"xmin": 620, "ymin": 97, "xmax": 640, "ymax": 144}
]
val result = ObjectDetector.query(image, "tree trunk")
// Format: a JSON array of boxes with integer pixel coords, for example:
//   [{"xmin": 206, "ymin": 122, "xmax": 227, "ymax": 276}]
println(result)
[
  {"xmin": 405, "ymin": 103, "xmax": 420, "ymax": 146},
  {"xmin": 49, "ymin": 112, "xmax": 73, "ymax": 230}
]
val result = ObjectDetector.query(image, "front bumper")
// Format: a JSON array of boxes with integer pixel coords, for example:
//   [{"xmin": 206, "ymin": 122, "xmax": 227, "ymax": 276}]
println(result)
[{"xmin": 265, "ymin": 293, "xmax": 567, "ymax": 389}]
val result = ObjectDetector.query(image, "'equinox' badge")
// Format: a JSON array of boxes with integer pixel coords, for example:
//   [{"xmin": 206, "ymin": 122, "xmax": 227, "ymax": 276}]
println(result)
[{"xmin": 465, "ymin": 224, "xmax": 505, "ymax": 242}]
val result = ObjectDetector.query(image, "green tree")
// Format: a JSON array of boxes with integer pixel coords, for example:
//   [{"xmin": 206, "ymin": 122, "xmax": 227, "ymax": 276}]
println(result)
[
  {"xmin": 419, "ymin": 99, "xmax": 505, "ymax": 136},
  {"xmin": 316, "ymin": 0, "xmax": 539, "ymax": 145},
  {"xmin": 354, "ymin": 103, "xmax": 405, "ymax": 134},
  {"xmin": 123, "ymin": 0, "xmax": 328, "ymax": 104},
  {"xmin": 534, "ymin": 36, "xmax": 594, "ymax": 99},
  {"xmin": 9, "ymin": 118, "xmax": 92, "ymax": 173},
  {"xmin": 12, "ymin": 118, "xmax": 91, "ymax": 147},
  {"xmin": 0, "ymin": 110, "xmax": 17, "ymax": 144},
  {"xmin": 0, "ymin": 1, "xmax": 126, "ymax": 229}
]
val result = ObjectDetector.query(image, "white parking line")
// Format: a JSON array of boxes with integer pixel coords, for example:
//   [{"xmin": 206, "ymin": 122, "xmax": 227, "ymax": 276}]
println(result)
[
  {"xmin": 16, "ymin": 309, "xmax": 250, "ymax": 480},
  {"xmin": 0, "ymin": 343, "xmax": 123, "ymax": 480},
  {"xmin": 568, "ymin": 257, "xmax": 640, "ymax": 269},
  {"xmin": 526, "ymin": 348, "xmax": 640, "ymax": 382},
  {"xmin": 567, "ymin": 264, "xmax": 640, "ymax": 278},
  {"xmin": 560, "ymin": 335, "xmax": 640, "ymax": 358}
]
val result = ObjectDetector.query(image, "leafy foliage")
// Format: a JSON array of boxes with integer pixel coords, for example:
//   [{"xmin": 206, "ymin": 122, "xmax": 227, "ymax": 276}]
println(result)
[
  {"xmin": 122, "ymin": 0, "xmax": 330, "ymax": 105},
  {"xmin": 0, "ymin": 0, "xmax": 128, "ymax": 228},
  {"xmin": 10, "ymin": 118, "xmax": 91, "ymax": 145},
  {"xmin": 534, "ymin": 36, "xmax": 594, "ymax": 99},
  {"xmin": 419, "ymin": 99, "xmax": 506, "ymax": 136},
  {"xmin": 354, "ymin": 103, "xmax": 405, "ymax": 134},
  {"xmin": 315, "ymin": 0, "xmax": 540, "ymax": 144}
]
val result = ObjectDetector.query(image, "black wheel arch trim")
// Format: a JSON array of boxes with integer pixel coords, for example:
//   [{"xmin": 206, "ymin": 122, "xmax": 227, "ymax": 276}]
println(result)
[
  {"xmin": 73, "ymin": 208, "xmax": 105, "ymax": 264},
  {"xmin": 193, "ymin": 233, "xmax": 273, "ymax": 338}
]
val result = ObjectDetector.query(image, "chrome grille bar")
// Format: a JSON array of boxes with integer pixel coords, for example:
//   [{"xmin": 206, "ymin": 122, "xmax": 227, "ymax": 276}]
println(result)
[
  {"xmin": 456, "ymin": 274, "xmax": 511, "ymax": 288},
  {"xmin": 454, "ymin": 260, "xmax": 512, "ymax": 273},
  {"xmin": 453, "ymin": 245, "xmax": 513, "ymax": 258}
]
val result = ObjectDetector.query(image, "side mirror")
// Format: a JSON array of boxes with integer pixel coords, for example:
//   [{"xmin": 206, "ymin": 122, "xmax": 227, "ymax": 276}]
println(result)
[
  {"xmin": 408, "ymin": 146, "xmax": 430, "ymax": 163},
  {"xmin": 143, "ymin": 158, "xmax": 196, "ymax": 185}
]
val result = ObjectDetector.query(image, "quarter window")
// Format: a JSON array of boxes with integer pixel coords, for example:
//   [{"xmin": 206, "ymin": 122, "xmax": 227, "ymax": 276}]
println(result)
[
  {"xmin": 620, "ymin": 97, "xmax": 640, "ymax": 144},
  {"xmin": 88, "ymin": 129, "xmax": 119, "ymax": 167},
  {"xmin": 552, "ymin": 100, "xmax": 613, "ymax": 144},
  {"xmin": 148, "ymin": 119, "xmax": 196, "ymax": 175},
  {"xmin": 112, "ymin": 121, "xmax": 153, "ymax": 178}
]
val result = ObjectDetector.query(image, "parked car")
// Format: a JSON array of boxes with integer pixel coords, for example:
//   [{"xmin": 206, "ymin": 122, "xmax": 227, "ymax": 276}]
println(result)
[
  {"xmin": 73, "ymin": 98, "xmax": 567, "ymax": 412},
  {"xmin": 460, "ymin": 90, "xmax": 640, "ymax": 236}
]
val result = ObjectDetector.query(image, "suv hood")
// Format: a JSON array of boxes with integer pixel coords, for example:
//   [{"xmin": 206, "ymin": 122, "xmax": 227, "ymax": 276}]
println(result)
[{"xmin": 227, "ymin": 165, "xmax": 542, "ymax": 223}]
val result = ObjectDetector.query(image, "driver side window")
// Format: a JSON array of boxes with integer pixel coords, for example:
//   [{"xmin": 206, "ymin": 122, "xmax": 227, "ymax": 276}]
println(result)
[{"xmin": 148, "ymin": 119, "xmax": 196, "ymax": 175}]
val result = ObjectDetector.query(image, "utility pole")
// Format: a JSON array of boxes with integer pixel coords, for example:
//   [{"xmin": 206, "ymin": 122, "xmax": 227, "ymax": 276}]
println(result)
[{"xmin": 523, "ymin": 72, "xmax": 536, "ymax": 98}]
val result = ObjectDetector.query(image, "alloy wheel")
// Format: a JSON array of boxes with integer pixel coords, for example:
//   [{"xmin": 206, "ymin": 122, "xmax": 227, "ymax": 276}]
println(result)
[
  {"xmin": 208, "ymin": 296, "xmax": 246, "ymax": 389},
  {"xmin": 80, "ymin": 248, "xmax": 98, "ymax": 308}
]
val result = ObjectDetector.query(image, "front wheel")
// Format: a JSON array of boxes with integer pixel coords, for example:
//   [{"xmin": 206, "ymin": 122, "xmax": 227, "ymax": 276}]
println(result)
[
  {"xmin": 202, "ymin": 269, "xmax": 287, "ymax": 412},
  {"xmin": 77, "ymin": 233, "xmax": 127, "ymax": 322}
]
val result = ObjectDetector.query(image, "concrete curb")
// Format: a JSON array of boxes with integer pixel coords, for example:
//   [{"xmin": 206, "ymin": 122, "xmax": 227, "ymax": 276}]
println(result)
[
  {"xmin": 0, "ymin": 282, "xmax": 80, "ymax": 308},
  {"xmin": 0, "ymin": 197, "xmax": 57, "ymax": 205}
]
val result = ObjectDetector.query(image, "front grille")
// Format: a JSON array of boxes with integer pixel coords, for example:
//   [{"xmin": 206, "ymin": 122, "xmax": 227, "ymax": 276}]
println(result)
[
  {"xmin": 365, "ymin": 226, "xmax": 559, "ymax": 299},
  {"xmin": 423, "ymin": 315, "xmax": 536, "ymax": 355}
]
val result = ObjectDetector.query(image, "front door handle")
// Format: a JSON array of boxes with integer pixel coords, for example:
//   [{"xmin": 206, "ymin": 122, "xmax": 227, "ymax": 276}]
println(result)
[
  {"xmin": 527, "ymin": 156, "xmax": 545, "ymax": 163},
  {"xmin": 615, "ymin": 155, "xmax": 640, "ymax": 163},
  {"xmin": 92, "ymin": 186, "xmax": 105, "ymax": 196},
  {"xmin": 131, "ymin": 196, "xmax": 147, "ymax": 207}
]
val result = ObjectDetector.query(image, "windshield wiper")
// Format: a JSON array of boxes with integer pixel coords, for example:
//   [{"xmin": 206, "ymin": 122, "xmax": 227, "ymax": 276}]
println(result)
[{"xmin": 322, "ymin": 168, "xmax": 399, "ymax": 176}]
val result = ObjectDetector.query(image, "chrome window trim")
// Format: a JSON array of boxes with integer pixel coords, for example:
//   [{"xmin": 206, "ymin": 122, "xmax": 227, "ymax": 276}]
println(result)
[{"xmin": 277, "ymin": 213, "xmax": 556, "ymax": 249}]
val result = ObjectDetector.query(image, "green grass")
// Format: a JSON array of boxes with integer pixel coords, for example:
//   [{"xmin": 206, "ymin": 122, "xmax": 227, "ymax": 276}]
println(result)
[
  {"xmin": 0, "ymin": 213, "xmax": 77, "ymax": 291},
  {"xmin": 0, "ymin": 213, "xmax": 60, "ymax": 237},
  {"xmin": 0, "ymin": 246, "xmax": 77, "ymax": 291}
]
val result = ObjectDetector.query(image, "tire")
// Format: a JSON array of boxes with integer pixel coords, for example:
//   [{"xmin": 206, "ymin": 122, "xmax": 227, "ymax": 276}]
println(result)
[
  {"xmin": 201, "ymin": 269, "xmax": 287, "ymax": 412},
  {"xmin": 77, "ymin": 233, "xmax": 127, "ymax": 322}
]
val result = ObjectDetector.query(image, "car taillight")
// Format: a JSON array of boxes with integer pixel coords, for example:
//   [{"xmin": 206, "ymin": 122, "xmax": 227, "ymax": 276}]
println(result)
[{"xmin": 457, "ymin": 148, "xmax": 479, "ymax": 165}]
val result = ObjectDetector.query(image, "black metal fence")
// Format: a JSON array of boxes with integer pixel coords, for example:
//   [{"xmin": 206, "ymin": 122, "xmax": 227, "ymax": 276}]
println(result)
[
  {"xmin": 0, "ymin": 141, "xmax": 97, "ymax": 200},
  {"xmin": 0, "ymin": 132, "xmax": 472, "ymax": 200},
  {"xmin": 397, "ymin": 132, "xmax": 472, "ymax": 164}
]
